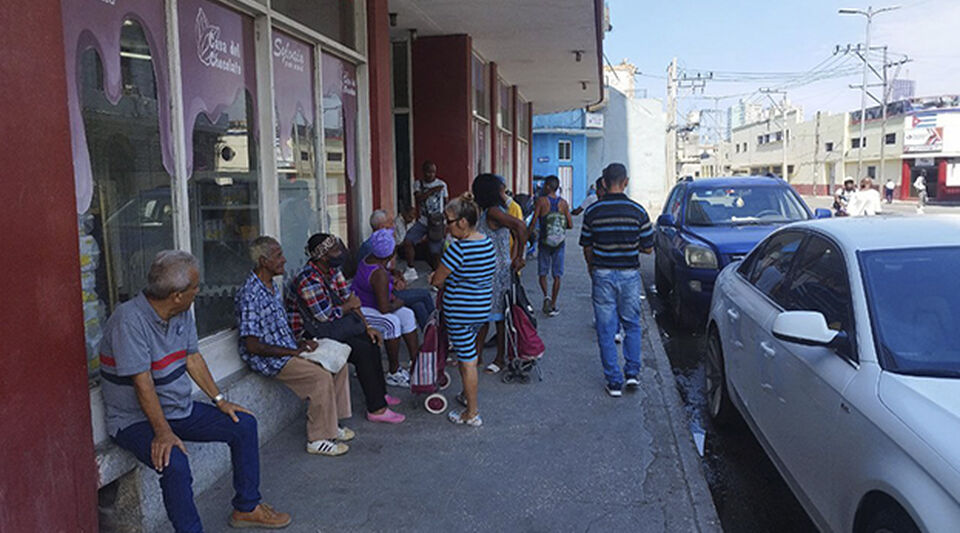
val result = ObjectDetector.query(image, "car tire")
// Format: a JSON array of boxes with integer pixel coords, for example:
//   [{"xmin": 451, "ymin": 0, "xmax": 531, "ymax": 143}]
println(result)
[
  {"xmin": 705, "ymin": 328, "xmax": 737, "ymax": 428},
  {"xmin": 861, "ymin": 506, "xmax": 920, "ymax": 533}
]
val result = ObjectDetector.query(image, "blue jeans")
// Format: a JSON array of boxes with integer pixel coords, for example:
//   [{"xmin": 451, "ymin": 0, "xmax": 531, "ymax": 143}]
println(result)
[
  {"xmin": 113, "ymin": 402, "xmax": 261, "ymax": 533},
  {"xmin": 591, "ymin": 268, "xmax": 643, "ymax": 386},
  {"xmin": 395, "ymin": 288, "xmax": 435, "ymax": 328}
]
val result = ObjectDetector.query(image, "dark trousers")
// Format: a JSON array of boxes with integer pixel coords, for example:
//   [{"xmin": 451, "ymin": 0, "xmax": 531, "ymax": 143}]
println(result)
[
  {"xmin": 343, "ymin": 333, "xmax": 389, "ymax": 412},
  {"xmin": 113, "ymin": 402, "xmax": 261, "ymax": 533},
  {"xmin": 394, "ymin": 288, "xmax": 435, "ymax": 328}
]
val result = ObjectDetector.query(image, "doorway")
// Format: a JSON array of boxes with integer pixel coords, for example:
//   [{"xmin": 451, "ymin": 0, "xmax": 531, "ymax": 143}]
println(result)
[{"xmin": 558, "ymin": 165, "xmax": 573, "ymax": 205}]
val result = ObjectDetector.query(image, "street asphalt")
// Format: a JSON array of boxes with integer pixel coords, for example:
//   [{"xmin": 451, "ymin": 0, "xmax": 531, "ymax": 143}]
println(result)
[{"xmin": 187, "ymin": 227, "xmax": 720, "ymax": 533}]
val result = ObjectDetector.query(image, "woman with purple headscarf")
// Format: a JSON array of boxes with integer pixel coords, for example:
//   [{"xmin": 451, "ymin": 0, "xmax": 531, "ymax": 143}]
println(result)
[{"xmin": 352, "ymin": 229, "xmax": 421, "ymax": 387}]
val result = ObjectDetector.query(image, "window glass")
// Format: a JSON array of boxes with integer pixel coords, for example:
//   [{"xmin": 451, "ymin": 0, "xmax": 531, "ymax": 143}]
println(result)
[
  {"xmin": 498, "ymin": 130, "xmax": 513, "ymax": 181},
  {"xmin": 473, "ymin": 118, "xmax": 489, "ymax": 177},
  {"xmin": 685, "ymin": 186, "xmax": 808, "ymax": 226},
  {"xmin": 781, "ymin": 237, "xmax": 852, "ymax": 332},
  {"xmin": 664, "ymin": 185, "xmax": 683, "ymax": 217},
  {"xmin": 517, "ymin": 100, "xmax": 530, "ymax": 140},
  {"xmin": 272, "ymin": 0, "xmax": 355, "ymax": 49},
  {"xmin": 322, "ymin": 52, "xmax": 359, "ymax": 247},
  {"xmin": 473, "ymin": 55, "xmax": 488, "ymax": 118},
  {"xmin": 498, "ymin": 81, "xmax": 513, "ymax": 131},
  {"xmin": 76, "ymin": 18, "xmax": 172, "ymax": 377},
  {"xmin": 180, "ymin": 0, "xmax": 260, "ymax": 336},
  {"xmin": 749, "ymin": 231, "xmax": 804, "ymax": 305},
  {"xmin": 516, "ymin": 139, "xmax": 529, "ymax": 192},
  {"xmin": 392, "ymin": 40, "xmax": 409, "ymax": 108},
  {"xmin": 273, "ymin": 30, "xmax": 319, "ymax": 276}
]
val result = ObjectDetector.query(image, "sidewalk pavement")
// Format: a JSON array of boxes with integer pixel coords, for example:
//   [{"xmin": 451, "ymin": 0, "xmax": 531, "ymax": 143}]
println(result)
[{"xmin": 189, "ymin": 229, "xmax": 720, "ymax": 533}]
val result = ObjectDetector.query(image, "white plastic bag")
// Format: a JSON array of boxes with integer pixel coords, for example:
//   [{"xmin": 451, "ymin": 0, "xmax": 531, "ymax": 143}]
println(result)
[{"xmin": 299, "ymin": 338, "xmax": 351, "ymax": 374}]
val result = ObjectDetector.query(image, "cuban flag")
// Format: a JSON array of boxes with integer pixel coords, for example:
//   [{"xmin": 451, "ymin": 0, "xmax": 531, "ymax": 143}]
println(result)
[{"xmin": 912, "ymin": 113, "xmax": 937, "ymax": 128}]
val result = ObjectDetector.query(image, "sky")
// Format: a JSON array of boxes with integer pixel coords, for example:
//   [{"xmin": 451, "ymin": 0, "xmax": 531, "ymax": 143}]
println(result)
[{"xmin": 602, "ymin": 0, "xmax": 960, "ymax": 125}]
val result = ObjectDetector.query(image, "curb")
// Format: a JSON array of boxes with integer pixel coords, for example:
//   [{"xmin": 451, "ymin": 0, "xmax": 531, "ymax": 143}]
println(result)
[{"xmin": 641, "ymin": 295, "xmax": 723, "ymax": 532}]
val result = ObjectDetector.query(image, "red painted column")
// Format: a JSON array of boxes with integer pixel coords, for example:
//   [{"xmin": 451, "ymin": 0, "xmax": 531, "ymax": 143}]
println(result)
[
  {"xmin": 412, "ymin": 35, "xmax": 473, "ymax": 196},
  {"xmin": 366, "ymin": 0, "xmax": 395, "ymax": 211},
  {"xmin": 489, "ymin": 62, "xmax": 499, "ymax": 176},
  {"xmin": 938, "ymin": 158, "xmax": 948, "ymax": 200},
  {"xmin": 901, "ymin": 160, "xmax": 912, "ymax": 200},
  {"xmin": 526, "ymin": 103, "xmax": 534, "ymax": 193},
  {"xmin": 0, "ymin": 0, "xmax": 98, "ymax": 530}
]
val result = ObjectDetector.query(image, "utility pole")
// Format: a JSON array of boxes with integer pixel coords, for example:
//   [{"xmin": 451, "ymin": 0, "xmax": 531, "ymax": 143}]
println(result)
[
  {"xmin": 760, "ymin": 88, "xmax": 789, "ymax": 182},
  {"xmin": 814, "ymin": 111, "xmax": 822, "ymax": 194},
  {"xmin": 839, "ymin": 5, "xmax": 901, "ymax": 179},
  {"xmin": 666, "ymin": 58, "xmax": 678, "ymax": 187}
]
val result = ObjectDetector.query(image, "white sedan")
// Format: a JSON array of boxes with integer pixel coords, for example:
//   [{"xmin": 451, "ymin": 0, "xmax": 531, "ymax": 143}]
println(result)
[{"xmin": 705, "ymin": 215, "xmax": 960, "ymax": 533}]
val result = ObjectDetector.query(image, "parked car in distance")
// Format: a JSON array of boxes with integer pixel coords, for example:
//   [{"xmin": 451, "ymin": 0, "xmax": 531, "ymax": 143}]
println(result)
[
  {"xmin": 654, "ymin": 176, "xmax": 830, "ymax": 329},
  {"xmin": 706, "ymin": 215, "xmax": 960, "ymax": 533}
]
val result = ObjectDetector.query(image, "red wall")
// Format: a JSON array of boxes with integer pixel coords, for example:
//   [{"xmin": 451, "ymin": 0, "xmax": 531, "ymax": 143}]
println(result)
[
  {"xmin": 413, "ymin": 35, "xmax": 473, "ymax": 196},
  {"xmin": 0, "ymin": 0, "xmax": 98, "ymax": 530},
  {"xmin": 366, "ymin": 0, "xmax": 395, "ymax": 211}
]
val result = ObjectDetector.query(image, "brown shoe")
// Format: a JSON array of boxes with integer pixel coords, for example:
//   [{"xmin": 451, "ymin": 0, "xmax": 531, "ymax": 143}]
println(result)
[{"xmin": 229, "ymin": 503, "xmax": 291, "ymax": 529}]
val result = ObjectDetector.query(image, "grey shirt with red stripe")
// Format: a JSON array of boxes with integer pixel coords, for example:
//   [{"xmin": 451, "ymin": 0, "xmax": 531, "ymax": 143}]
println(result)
[{"xmin": 100, "ymin": 292, "xmax": 199, "ymax": 436}]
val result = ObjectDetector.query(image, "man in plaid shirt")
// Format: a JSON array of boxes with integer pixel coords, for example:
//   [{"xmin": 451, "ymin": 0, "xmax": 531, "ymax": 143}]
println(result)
[{"xmin": 285, "ymin": 233, "xmax": 406, "ymax": 425}]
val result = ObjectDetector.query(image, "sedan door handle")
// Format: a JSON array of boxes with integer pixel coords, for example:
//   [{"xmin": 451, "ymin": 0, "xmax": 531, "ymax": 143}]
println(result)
[
  {"xmin": 760, "ymin": 342, "xmax": 776, "ymax": 357},
  {"xmin": 726, "ymin": 308, "xmax": 740, "ymax": 321}
]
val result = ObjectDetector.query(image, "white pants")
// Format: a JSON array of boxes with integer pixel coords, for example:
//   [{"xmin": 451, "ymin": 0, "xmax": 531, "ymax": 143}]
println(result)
[{"xmin": 361, "ymin": 306, "xmax": 417, "ymax": 340}]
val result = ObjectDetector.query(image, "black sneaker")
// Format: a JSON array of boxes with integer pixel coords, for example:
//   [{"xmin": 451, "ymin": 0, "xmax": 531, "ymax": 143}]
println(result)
[
  {"xmin": 605, "ymin": 382, "xmax": 623, "ymax": 397},
  {"xmin": 625, "ymin": 375, "xmax": 640, "ymax": 389}
]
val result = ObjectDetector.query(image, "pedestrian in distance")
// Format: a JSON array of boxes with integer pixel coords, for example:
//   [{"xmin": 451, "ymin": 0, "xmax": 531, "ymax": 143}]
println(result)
[
  {"xmin": 429, "ymin": 193, "xmax": 498, "ymax": 427},
  {"xmin": 884, "ymin": 178, "xmax": 896, "ymax": 204},
  {"xmin": 528, "ymin": 175, "xmax": 573, "ymax": 317},
  {"xmin": 915, "ymin": 171, "xmax": 928, "ymax": 214},
  {"xmin": 833, "ymin": 177, "xmax": 857, "ymax": 216},
  {"xmin": 579, "ymin": 163, "xmax": 655, "ymax": 397},
  {"xmin": 848, "ymin": 177, "xmax": 883, "ymax": 217},
  {"xmin": 571, "ymin": 183, "xmax": 599, "ymax": 216}
]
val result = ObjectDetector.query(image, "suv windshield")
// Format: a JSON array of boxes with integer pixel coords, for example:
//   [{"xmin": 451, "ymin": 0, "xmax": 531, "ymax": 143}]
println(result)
[
  {"xmin": 684, "ymin": 185, "xmax": 808, "ymax": 226},
  {"xmin": 860, "ymin": 247, "xmax": 960, "ymax": 378}
]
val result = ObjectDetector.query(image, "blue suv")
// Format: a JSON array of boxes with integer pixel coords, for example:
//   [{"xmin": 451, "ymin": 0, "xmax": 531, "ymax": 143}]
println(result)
[{"xmin": 653, "ymin": 176, "xmax": 830, "ymax": 329}]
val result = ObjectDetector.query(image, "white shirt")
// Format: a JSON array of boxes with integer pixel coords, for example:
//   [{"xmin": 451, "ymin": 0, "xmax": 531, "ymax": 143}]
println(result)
[
  {"xmin": 415, "ymin": 178, "xmax": 448, "ymax": 225},
  {"xmin": 885, "ymin": 180, "xmax": 896, "ymax": 191},
  {"xmin": 848, "ymin": 188, "xmax": 883, "ymax": 216},
  {"xmin": 578, "ymin": 193, "xmax": 598, "ymax": 211},
  {"xmin": 914, "ymin": 177, "xmax": 927, "ymax": 192}
]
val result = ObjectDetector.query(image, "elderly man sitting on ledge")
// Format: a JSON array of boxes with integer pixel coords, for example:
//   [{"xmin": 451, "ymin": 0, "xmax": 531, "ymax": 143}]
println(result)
[
  {"xmin": 101, "ymin": 250, "xmax": 290, "ymax": 533},
  {"xmin": 234, "ymin": 236, "xmax": 353, "ymax": 457}
]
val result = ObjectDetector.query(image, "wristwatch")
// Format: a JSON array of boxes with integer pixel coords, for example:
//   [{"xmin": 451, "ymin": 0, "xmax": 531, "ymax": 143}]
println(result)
[{"xmin": 212, "ymin": 392, "xmax": 226, "ymax": 405}]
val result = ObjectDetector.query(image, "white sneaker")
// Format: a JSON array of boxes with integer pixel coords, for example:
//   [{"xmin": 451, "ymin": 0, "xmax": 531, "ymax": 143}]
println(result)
[
  {"xmin": 398, "ymin": 367, "xmax": 411, "ymax": 380},
  {"xmin": 306, "ymin": 439, "xmax": 348, "ymax": 456},
  {"xmin": 385, "ymin": 370, "xmax": 409, "ymax": 388},
  {"xmin": 403, "ymin": 267, "xmax": 419, "ymax": 282},
  {"xmin": 614, "ymin": 332, "xmax": 624, "ymax": 344}
]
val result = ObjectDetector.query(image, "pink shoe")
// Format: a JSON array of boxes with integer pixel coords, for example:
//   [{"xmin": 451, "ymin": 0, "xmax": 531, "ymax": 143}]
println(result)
[
  {"xmin": 384, "ymin": 394, "xmax": 401, "ymax": 406},
  {"xmin": 366, "ymin": 408, "xmax": 406, "ymax": 424}
]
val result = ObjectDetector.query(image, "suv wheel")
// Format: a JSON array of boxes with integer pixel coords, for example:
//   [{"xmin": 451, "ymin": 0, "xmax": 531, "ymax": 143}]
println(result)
[
  {"xmin": 705, "ymin": 329, "xmax": 736, "ymax": 427},
  {"xmin": 861, "ymin": 506, "xmax": 920, "ymax": 533}
]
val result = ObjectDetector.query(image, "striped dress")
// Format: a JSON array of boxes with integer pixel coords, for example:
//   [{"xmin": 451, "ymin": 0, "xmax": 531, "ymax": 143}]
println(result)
[{"xmin": 439, "ymin": 236, "xmax": 497, "ymax": 361}]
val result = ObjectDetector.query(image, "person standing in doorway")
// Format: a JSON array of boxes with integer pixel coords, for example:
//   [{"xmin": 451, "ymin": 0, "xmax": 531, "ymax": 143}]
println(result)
[
  {"xmin": 402, "ymin": 161, "xmax": 448, "ymax": 278},
  {"xmin": 529, "ymin": 175, "xmax": 572, "ymax": 316},
  {"xmin": 915, "ymin": 171, "xmax": 928, "ymax": 214},
  {"xmin": 884, "ymin": 178, "xmax": 896, "ymax": 204},
  {"xmin": 579, "ymin": 163, "xmax": 654, "ymax": 397}
]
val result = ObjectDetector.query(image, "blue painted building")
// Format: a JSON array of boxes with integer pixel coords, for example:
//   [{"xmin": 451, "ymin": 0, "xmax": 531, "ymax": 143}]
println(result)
[{"xmin": 532, "ymin": 109, "xmax": 594, "ymax": 207}]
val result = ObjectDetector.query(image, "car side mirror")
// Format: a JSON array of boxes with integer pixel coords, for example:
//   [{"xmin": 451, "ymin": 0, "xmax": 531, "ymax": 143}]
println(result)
[
  {"xmin": 657, "ymin": 213, "xmax": 676, "ymax": 228},
  {"xmin": 814, "ymin": 208, "xmax": 832, "ymax": 219},
  {"xmin": 772, "ymin": 311, "xmax": 839, "ymax": 346}
]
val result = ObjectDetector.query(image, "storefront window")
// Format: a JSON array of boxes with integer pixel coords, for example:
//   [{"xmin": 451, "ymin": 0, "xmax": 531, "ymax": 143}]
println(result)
[
  {"xmin": 63, "ymin": 0, "xmax": 174, "ymax": 378},
  {"xmin": 322, "ymin": 53, "xmax": 359, "ymax": 246},
  {"xmin": 499, "ymin": 129, "xmax": 513, "ymax": 182},
  {"xmin": 498, "ymin": 81, "xmax": 513, "ymax": 132},
  {"xmin": 473, "ymin": 55, "xmax": 488, "ymax": 119},
  {"xmin": 273, "ymin": 30, "xmax": 319, "ymax": 276},
  {"xmin": 272, "ymin": 0, "xmax": 356, "ymax": 50},
  {"xmin": 180, "ymin": 0, "xmax": 260, "ymax": 336},
  {"xmin": 518, "ymin": 100, "xmax": 530, "ymax": 141},
  {"xmin": 517, "ymin": 139, "xmax": 529, "ymax": 193},
  {"xmin": 473, "ymin": 118, "xmax": 490, "ymax": 178}
]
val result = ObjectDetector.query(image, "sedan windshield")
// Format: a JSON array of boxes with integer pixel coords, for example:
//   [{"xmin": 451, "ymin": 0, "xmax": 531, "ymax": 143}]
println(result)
[
  {"xmin": 860, "ymin": 247, "xmax": 960, "ymax": 377},
  {"xmin": 684, "ymin": 186, "xmax": 809, "ymax": 226}
]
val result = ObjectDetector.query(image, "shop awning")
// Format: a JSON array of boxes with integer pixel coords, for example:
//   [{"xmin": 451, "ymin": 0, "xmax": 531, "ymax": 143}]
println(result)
[{"xmin": 388, "ymin": 0, "xmax": 604, "ymax": 113}]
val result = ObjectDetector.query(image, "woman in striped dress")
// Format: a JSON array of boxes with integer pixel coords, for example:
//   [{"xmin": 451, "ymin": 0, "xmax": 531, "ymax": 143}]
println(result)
[{"xmin": 429, "ymin": 193, "xmax": 497, "ymax": 426}]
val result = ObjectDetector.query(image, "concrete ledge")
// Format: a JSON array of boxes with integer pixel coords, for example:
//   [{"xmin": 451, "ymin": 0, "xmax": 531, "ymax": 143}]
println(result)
[
  {"xmin": 641, "ymin": 295, "xmax": 722, "ymax": 532},
  {"xmin": 94, "ymin": 367, "xmax": 304, "ymax": 532}
]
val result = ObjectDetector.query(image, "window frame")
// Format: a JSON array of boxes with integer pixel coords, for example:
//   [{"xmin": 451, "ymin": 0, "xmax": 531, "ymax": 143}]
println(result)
[
  {"xmin": 737, "ymin": 229, "xmax": 807, "ymax": 307},
  {"xmin": 558, "ymin": 139, "xmax": 572, "ymax": 162},
  {"xmin": 885, "ymin": 132, "xmax": 896, "ymax": 145}
]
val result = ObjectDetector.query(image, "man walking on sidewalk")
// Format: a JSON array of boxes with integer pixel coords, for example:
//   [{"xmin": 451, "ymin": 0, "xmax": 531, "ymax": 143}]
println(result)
[
  {"xmin": 579, "ymin": 163, "xmax": 654, "ymax": 397},
  {"xmin": 529, "ymin": 175, "xmax": 572, "ymax": 316}
]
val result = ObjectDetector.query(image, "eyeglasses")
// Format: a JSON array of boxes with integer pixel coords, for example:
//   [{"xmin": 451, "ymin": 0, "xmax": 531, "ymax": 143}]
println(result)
[{"xmin": 445, "ymin": 217, "xmax": 460, "ymax": 225}]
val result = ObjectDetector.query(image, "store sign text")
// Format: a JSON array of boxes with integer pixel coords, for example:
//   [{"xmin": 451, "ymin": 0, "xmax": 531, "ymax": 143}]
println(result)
[
  {"xmin": 195, "ymin": 8, "xmax": 241, "ymax": 75},
  {"xmin": 273, "ymin": 37, "xmax": 305, "ymax": 72}
]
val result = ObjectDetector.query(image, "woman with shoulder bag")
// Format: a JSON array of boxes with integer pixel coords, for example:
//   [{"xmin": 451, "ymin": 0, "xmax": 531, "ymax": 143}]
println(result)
[{"xmin": 286, "ymin": 233, "xmax": 405, "ymax": 424}]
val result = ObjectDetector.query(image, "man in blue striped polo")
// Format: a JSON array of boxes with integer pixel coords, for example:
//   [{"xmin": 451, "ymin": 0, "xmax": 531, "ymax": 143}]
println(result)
[{"xmin": 579, "ymin": 163, "xmax": 655, "ymax": 397}]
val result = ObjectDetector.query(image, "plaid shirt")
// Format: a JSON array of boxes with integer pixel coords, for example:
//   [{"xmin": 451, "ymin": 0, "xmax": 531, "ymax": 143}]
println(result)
[
  {"xmin": 285, "ymin": 261, "xmax": 352, "ymax": 339},
  {"xmin": 234, "ymin": 271, "xmax": 296, "ymax": 377}
]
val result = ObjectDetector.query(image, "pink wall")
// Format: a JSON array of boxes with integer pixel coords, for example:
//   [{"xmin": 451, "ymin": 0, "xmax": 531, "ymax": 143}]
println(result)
[{"xmin": 367, "ymin": 0, "xmax": 395, "ymax": 211}]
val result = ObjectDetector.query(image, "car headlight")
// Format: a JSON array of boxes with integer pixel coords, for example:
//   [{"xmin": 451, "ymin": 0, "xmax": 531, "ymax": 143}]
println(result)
[{"xmin": 684, "ymin": 245, "xmax": 718, "ymax": 269}]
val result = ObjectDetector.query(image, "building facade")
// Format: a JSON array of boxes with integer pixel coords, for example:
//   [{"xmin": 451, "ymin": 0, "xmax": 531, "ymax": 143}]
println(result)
[
  {"xmin": 531, "ymin": 109, "xmax": 597, "ymax": 207},
  {"xmin": 0, "ymin": 0, "xmax": 605, "ymax": 530}
]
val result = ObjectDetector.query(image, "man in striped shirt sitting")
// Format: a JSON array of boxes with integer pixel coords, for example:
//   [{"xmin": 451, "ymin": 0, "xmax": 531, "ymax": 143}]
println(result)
[{"xmin": 579, "ymin": 163, "xmax": 655, "ymax": 397}]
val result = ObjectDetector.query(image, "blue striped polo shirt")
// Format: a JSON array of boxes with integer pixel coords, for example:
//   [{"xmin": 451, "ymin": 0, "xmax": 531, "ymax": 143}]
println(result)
[
  {"xmin": 579, "ymin": 192, "xmax": 655, "ymax": 270},
  {"xmin": 99, "ymin": 292, "xmax": 198, "ymax": 436},
  {"xmin": 440, "ymin": 237, "xmax": 497, "ymax": 324}
]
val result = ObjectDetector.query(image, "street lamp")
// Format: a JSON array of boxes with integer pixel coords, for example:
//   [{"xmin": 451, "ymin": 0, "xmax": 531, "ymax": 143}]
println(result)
[{"xmin": 839, "ymin": 5, "xmax": 900, "ymax": 179}]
